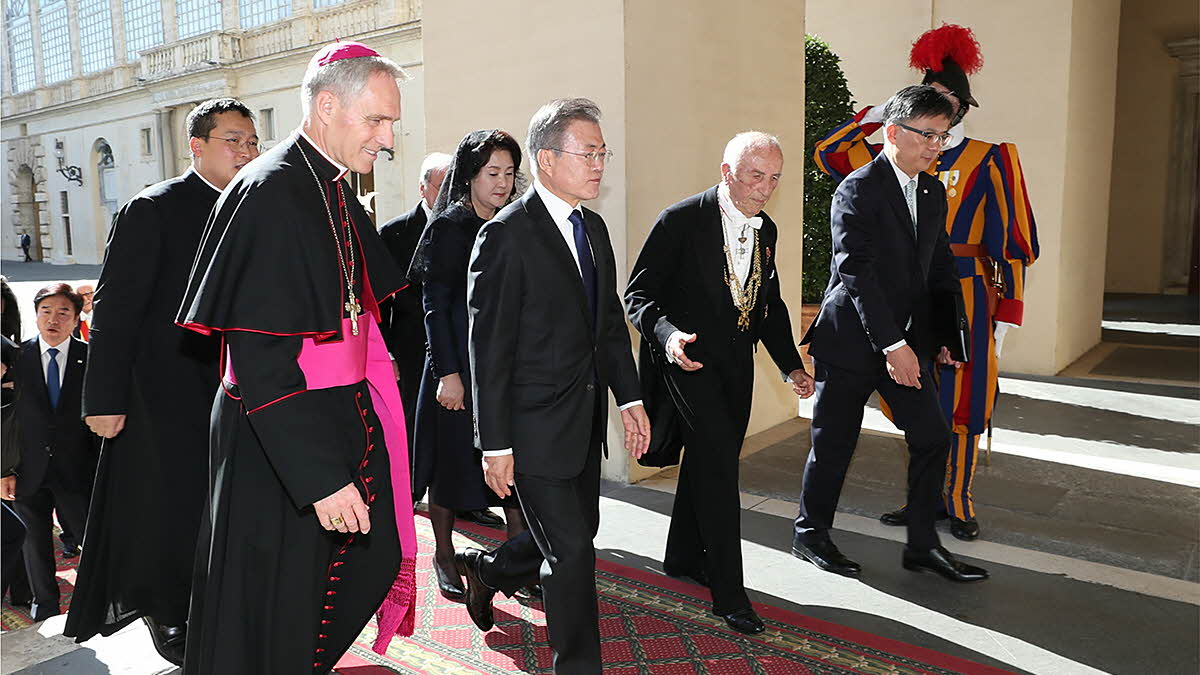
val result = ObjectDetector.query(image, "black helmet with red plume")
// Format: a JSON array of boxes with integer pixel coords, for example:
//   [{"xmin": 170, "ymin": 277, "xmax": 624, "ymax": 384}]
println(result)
[{"xmin": 909, "ymin": 24, "xmax": 983, "ymax": 109}]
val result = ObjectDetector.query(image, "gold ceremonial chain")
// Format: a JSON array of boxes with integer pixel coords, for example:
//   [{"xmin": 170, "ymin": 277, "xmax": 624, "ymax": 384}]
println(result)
[
  {"xmin": 298, "ymin": 146, "xmax": 362, "ymax": 335},
  {"xmin": 718, "ymin": 200, "xmax": 764, "ymax": 331}
]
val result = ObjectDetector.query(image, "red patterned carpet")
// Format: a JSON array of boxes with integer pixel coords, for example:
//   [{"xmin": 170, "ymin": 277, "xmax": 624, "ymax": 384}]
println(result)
[{"xmin": 340, "ymin": 515, "xmax": 1013, "ymax": 675}]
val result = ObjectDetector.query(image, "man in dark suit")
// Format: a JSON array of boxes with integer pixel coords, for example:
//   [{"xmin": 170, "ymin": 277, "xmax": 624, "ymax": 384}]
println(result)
[
  {"xmin": 11, "ymin": 284, "xmax": 98, "ymax": 621},
  {"xmin": 457, "ymin": 98, "xmax": 650, "ymax": 675},
  {"xmin": 792, "ymin": 85, "xmax": 987, "ymax": 583},
  {"xmin": 625, "ymin": 132, "xmax": 814, "ymax": 634},
  {"xmin": 378, "ymin": 152, "xmax": 450, "ymax": 476}
]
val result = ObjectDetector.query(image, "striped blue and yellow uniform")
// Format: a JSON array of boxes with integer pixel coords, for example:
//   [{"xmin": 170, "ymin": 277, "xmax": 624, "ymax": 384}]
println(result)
[{"xmin": 813, "ymin": 106, "xmax": 1040, "ymax": 519}]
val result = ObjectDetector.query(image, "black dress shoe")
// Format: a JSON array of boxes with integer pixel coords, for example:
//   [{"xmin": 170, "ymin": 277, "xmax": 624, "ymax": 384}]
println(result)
[
  {"xmin": 902, "ymin": 546, "xmax": 989, "ymax": 582},
  {"xmin": 791, "ymin": 533, "xmax": 861, "ymax": 578},
  {"xmin": 879, "ymin": 506, "xmax": 950, "ymax": 527},
  {"xmin": 29, "ymin": 602, "xmax": 59, "ymax": 622},
  {"xmin": 950, "ymin": 517, "xmax": 980, "ymax": 541},
  {"xmin": 455, "ymin": 548, "xmax": 497, "ymax": 631},
  {"xmin": 457, "ymin": 509, "xmax": 505, "ymax": 528},
  {"xmin": 719, "ymin": 608, "xmax": 765, "ymax": 635},
  {"xmin": 663, "ymin": 565, "xmax": 710, "ymax": 588},
  {"xmin": 143, "ymin": 617, "xmax": 186, "ymax": 665},
  {"xmin": 61, "ymin": 546, "xmax": 79, "ymax": 559},
  {"xmin": 434, "ymin": 560, "xmax": 466, "ymax": 602},
  {"xmin": 514, "ymin": 583, "xmax": 543, "ymax": 601}
]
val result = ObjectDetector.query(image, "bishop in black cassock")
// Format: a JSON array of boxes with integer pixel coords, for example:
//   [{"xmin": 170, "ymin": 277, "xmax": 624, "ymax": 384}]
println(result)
[{"xmin": 175, "ymin": 43, "xmax": 417, "ymax": 674}]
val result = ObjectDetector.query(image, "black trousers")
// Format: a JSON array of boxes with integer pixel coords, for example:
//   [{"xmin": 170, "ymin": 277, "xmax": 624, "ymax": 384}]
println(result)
[
  {"xmin": 480, "ymin": 409, "xmax": 603, "ymax": 675},
  {"xmin": 795, "ymin": 358, "xmax": 949, "ymax": 551},
  {"xmin": 663, "ymin": 355, "xmax": 754, "ymax": 616},
  {"xmin": 2, "ymin": 503, "xmax": 29, "ymax": 604},
  {"xmin": 14, "ymin": 480, "xmax": 89, "ymax": 608}
]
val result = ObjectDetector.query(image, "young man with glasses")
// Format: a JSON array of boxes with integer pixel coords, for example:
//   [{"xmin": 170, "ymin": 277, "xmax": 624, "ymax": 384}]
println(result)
[
  {"xmin": 64, "ymin": 98, "xmax": 259, "ymax": 665},
  {"xmin": 794, "ymin": 85, "xmax": 989, "ymax": 584},
  {"xmin": 813, "ymin": 25, "xmax": 1039, "ymax": 542}
]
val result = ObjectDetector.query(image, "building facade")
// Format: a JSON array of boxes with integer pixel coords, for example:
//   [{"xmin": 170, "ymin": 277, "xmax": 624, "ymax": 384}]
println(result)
[{"xmin": 1, "ymin": 0, "xmax": 426, "ymax": 264}]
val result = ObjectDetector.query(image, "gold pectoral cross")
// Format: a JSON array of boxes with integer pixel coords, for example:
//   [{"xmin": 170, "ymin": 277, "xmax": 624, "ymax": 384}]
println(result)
[{"xmin": 345, "ymin": 291, "xmax": 362, "ymax": 336}]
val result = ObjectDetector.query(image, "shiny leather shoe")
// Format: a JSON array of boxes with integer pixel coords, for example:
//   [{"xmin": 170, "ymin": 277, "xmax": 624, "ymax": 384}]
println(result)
[
  {"xmin": 457, "ymin": 509, "xmax": 505, "ymax": 528},
  {"xmin": 61, "ymin": 545, "xmax": 80, "ymax": 559},
  {"xmin": 791, "ymin": 533, "xmax": 861, "ymax": 578},
  {"xmin": 29, "ymin": 602, "xmax": 59, "ymax": 622},
  {"xmin": 434, "ymin": 560, "xmax": 466, "ymax": 602},
  {"xmin": 143, "ymin": 616, "xmax": 186, "ymax": 665},
  {"xmin": 514, "ymin": 583, "xmax": 543, "ymax": 601},
  {"xmin": 902, "ymin": 546, "xmax": 989, "ymax": 582},
  {"xmin": 950, "ymin": 517, "xmax": 980, "ymax": 541},
  {"xmin": 879, "ymin": 506, "xmax": 950, "ymax": 527},
  {"xmin": 720, "ymin": 608, "xmax": 765, "ymax": 635},
  {"xmin": 663, "ymin": 565, "xmax": 711, "ymax": 588},
  {"xmin": 455, "ymin": 548, "xmax": 497, "ymax": 631}
]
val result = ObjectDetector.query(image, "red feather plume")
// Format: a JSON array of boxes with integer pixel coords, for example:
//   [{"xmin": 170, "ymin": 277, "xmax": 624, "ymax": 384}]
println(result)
[{"xmin": 909, "ymin": 24, "xmax": 984, "ymax": 75}]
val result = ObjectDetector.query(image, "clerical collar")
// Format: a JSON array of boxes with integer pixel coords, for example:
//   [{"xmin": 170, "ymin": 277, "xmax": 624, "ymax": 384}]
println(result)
[
  {"xmin": 717, "ymin": 183, "xmax": 763, "ymax": 229},
  {"xmin": 190, "ymin": 167, "xmax": 223, "ymax": 195},
  {"xmin": 297, "ymin": 129, "xmax": 350, "ymax": 182}
]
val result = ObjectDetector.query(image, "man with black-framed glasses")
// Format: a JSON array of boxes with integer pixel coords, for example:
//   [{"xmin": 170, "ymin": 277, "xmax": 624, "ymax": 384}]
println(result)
[
  {"xmin": 65, "ymin": 98, "xmax": 258, "ymax": 665},
  {"xmin": 794, "ymin": 85, "xmax": 988, "ymax": 584}
]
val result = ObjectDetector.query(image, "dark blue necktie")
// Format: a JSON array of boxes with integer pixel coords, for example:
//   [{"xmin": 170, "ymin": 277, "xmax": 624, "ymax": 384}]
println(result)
[
  {"xmin": 569, "ymin": 210, "xmax": 597, "ymax": 321},
  {"xmin": 46, "ymin": 347, "xmax": 61, "ymax": 409}
]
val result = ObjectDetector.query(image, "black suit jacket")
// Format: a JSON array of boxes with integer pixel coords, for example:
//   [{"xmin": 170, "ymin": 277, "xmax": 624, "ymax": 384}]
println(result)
[
  {"xmin": 468, "ymin": 189, "xmax": 641, "ymax": 479},
  {"xmin": 801, "ymin": 152, "xmax": 962, "ymax": 373},
  {"xmin": 378, "ymin": 201, "xmax": 427, "ymax": 361},
  {"xmin": 14, "ymin": 337, "xmax": 99, "ymax": 498},
  {"xmin": 626, "ymin": 186, "xmax": 805, "ymax": 464}
]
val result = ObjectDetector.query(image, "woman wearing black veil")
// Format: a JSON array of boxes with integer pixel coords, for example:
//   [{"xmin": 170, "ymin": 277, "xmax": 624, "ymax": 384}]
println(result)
[{"xmin": 408, "ymin": 130, "xmax": 535, "ymax": 601}]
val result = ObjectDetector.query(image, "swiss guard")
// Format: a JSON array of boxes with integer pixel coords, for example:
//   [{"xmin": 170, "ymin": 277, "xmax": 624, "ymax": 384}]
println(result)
[{"xmin": 813, "ymin": 24, "xmax": 1040, "ymax": 540}]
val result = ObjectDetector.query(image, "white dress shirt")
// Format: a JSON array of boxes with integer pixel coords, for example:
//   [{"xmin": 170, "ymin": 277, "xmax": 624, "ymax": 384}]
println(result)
[
  {"xmin": 882, "ymin": 159, "xmax": 920, "ymax": 355},
  {"xmin": 482, "ymin": 181, "xmax": 641, "ymax": 458},
  {"xmin": 39, "ymin": 334, "xmax": 71, "ymax": 388},
  {"xmin": 420, "ymin": 199, "xmax": 432, "ymax": 222},
  {"xmin": 716, "ymin": 183, "xmax": 763, "ymax": 288}
]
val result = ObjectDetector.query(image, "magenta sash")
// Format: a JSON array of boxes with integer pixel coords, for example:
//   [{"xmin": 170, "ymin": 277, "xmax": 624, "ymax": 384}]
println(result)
[{"xmin": 224, "ymin": 318, "xmax": 417, "ymax": 650}]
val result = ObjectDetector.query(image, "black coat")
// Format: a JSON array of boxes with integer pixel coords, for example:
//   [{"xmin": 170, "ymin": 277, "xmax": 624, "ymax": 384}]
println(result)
[
  {"xmin": 625, "ymin": 186, "xmax": 805, "ymax": 466},
  {"xmin": 410, "ymin": 204, "xmax": 505, "ymax": 508},
  {"xmin": 378, "ymin": 201, "xmax": 427, "ymax": 372},
  {"xmin": 801, "ymin": 152, "xmax": 962, "ymax": 372},
  {"xmin": 67, "ymin": 167, "xmax": 223, "ymax": 639},
  {"xmin": 13, "ymin": 337, "xmax": 97, "ymax": 498},
  {"xmin": 468, "ymin": 189, "xmax": 641, "ymax": 479}
]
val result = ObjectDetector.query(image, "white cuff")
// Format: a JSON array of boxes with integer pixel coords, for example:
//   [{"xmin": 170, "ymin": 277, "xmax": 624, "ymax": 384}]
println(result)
[
  {"xmin": 482, "ymin": 449, "xmax": 513, "ymax": 457},
  {"xmin": 664, "ymin": 330, "xmax": 688, "ymax": 365},
  {"xmin": 882, "ymin": 339, "xmax": 907, "ymax": 354},
  {"xmin": 617, "ymin": 400, "xmax": 643, "ymax": 412}
]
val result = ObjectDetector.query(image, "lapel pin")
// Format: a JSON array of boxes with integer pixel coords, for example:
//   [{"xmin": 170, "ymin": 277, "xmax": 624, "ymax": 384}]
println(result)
[{"xmin": 922, "ymin": 189, "xmax": 928, "ymax": 194}]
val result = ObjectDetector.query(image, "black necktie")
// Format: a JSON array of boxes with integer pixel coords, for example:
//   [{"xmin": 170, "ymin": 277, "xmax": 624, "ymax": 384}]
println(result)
[{"xmin": 569, "ymin": 210, "xmax": 597, "ymax": 321}]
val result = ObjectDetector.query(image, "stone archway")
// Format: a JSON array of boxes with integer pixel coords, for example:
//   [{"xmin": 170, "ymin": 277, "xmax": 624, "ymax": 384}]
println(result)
[{"xmin": 15, "ymin": 164, "xmax": 43, "ymax": 261}]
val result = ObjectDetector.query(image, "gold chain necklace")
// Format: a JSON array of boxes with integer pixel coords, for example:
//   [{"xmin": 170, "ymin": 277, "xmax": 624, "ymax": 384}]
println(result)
[
  {"xmin": 298, "ymin": 145, "xmax": 362, "ymax": 336},
  {"xmin": 717, "ymin": 201, "xmax": 763, "ymax": 331}
]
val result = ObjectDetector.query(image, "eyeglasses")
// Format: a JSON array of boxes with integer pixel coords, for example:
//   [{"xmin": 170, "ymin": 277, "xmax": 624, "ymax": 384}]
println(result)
[
  {"xmin": 207, "ymin": 135, "xmax": 262, "ymax": 153},
  {"xmin": 894, "ymin": 122, "xmax": 953, "ymax": 149},
  {"xmin": 549, "ymin": 147, "xmax": 614, "ymax": 164}
]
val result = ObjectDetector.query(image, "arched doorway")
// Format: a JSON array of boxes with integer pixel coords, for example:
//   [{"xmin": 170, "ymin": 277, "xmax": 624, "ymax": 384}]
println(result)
[{"xmin": 15, "ymin": 164, "xmax": 43, "ymax": 261}]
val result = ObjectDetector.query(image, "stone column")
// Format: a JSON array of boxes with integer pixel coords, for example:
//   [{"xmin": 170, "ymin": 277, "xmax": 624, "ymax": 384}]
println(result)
[
  {"xmin": 423, "ymin": 1, "xmax": 806, "ymax": 483},
  {"xmin": 162, "ymin": 0, "xmax": 179, "ymax": 44},
  {"xmin": 1163, "ymin": 38, "xmax": 1199, "ymax": 291},
  {"xmin": 29, "ymin": 0, "xmax": 45, "ymax": 88}
]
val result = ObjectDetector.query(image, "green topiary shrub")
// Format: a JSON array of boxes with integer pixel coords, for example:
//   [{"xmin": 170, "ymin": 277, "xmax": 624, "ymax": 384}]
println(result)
[{"xmin": 803, "ymin": 35, "xmax": 855, "ymax": 303}]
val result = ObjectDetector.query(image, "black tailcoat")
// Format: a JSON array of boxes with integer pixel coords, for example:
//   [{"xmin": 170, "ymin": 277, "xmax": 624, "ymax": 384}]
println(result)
[
  {"xmin": 66, "ymin": 168, "xmax": 222, "ymax": 639},
  {"xmin": 625, "ymin": 185, "xmax": 804, "ymax": 615}
]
